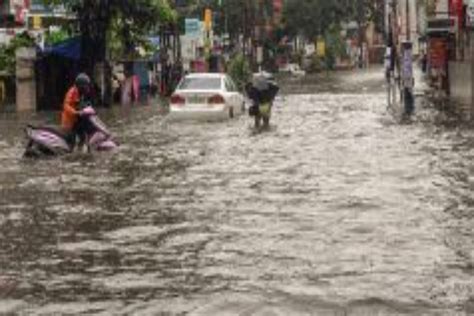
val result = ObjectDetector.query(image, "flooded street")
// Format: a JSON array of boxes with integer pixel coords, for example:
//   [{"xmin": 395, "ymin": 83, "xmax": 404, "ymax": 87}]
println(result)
[{"xmin": 0, "ymin": 69, "xmax": 473, "ymax": 315}]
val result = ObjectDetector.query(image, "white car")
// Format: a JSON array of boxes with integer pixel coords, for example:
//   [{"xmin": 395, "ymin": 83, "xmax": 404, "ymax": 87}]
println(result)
[
  {"xmin": 279, "ymin": 63, "xmax": 306, "ymax": 77},
  {"xmin": 169, "ymin": 73, "xmax": 246, "ymax": 121}
]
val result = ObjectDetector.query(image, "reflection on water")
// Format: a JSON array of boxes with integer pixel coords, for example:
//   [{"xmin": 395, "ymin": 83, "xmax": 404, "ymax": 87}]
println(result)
[{"xmin": 0, "ymin": 70, "xmax": 473, "ymax": 315}]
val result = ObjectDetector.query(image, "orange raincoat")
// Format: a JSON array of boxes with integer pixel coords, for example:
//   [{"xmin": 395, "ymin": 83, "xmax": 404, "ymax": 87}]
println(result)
[{"xmin": 61, "ymin": 86, "xmax": 80, "ymax": 131}]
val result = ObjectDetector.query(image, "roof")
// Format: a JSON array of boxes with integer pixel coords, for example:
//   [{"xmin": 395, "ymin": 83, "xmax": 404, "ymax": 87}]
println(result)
[
  {"xmin": 43, "ymin": 37, "xmax": 81, "ymax": 60},
  {"xmin": 185, "ymin": 73, "xmax": 227, "ymax": 79}
]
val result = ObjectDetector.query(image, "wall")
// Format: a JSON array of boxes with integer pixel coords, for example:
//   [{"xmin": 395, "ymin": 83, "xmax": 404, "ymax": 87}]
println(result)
[{"xmin": 448, "ymin": 31, "xmax": 473, "ymax": 118}]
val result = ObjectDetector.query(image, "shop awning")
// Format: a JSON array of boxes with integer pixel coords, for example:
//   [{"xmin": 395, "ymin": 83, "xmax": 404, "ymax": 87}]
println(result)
[{"xmin": 43, "ymin": 37, "xmax": 81, "ymax": 60}]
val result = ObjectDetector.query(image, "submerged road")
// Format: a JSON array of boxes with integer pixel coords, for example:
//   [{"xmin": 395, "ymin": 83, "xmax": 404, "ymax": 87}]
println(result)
[{"xmin": 0, "ymin": 69, "xmax": 473, "ymax": 315}]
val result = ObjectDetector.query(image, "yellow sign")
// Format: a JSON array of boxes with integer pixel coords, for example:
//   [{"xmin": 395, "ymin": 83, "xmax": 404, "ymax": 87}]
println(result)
[
  {"xmin": 32, "ymin": 15, "xmax": 42, "ymax": 30},
  {"xmin": 204, "ymin": 8, "xmax": 212, "ymax": 31},
  {"xmin": 317, "ymin": 40, "xmax": 326, "ymax": 57}
]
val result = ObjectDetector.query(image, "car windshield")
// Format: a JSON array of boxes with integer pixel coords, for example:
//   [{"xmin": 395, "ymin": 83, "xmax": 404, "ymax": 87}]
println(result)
[{"xmin": 178, "ymin": 77, "xmax": 222, "ymax": 90}]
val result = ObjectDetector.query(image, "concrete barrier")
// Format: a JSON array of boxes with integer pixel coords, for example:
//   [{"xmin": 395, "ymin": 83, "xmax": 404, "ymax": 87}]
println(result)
[
  {"xmin": 15, "ymin": 47, "xmax": 37, "ymax": 112},
  {"xmin": 449, "ymin": 60, "xmax": 473, "ymax": 119}
]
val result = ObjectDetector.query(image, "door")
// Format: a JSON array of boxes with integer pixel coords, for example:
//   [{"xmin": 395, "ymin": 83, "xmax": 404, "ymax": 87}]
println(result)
[{"xmin": 225, "ymin": 77, "xmax": 244, "ymax": 113}]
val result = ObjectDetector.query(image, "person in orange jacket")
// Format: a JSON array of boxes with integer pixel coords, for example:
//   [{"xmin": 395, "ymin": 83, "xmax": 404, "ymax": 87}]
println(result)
[{"xmin": 61, "ymin": 73, "xmax": 92, "ymax": 150}]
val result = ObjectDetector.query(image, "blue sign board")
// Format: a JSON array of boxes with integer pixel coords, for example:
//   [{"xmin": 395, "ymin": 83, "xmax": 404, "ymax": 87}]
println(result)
[
  {"xmin": 30, "ymin": 0, "xmax": 51, "ymax": 13},
  {"xmin": 185, "ymin": 19, "xmax": 201, "ymax": 38},
  {"xmin": 30, "ymin": 0, "xmax": 67, "ymax": 14}
]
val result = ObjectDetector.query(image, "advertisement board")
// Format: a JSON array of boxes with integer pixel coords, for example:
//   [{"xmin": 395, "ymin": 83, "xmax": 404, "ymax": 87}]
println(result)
[{"xmin": 469, "ymin": 0, "xmax": 474, "ymax": 27}]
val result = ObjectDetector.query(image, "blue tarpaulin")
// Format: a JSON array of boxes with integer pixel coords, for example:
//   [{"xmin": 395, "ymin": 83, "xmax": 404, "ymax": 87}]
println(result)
[{"xmin": 43, "ymin": 38, "xmax": 81, "ymax": 61}]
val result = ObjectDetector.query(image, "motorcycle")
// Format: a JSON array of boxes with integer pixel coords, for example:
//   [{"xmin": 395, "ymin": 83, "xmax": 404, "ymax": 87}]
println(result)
[{"xmin": 24, "ymin": 106, "xmax": 118, "ymax": 158}]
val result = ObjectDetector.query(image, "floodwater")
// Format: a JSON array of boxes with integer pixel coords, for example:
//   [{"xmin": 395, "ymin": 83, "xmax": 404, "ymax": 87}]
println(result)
[{"xmin": 0, "ymin": 69, "xmax": 473, "ymax": 315}]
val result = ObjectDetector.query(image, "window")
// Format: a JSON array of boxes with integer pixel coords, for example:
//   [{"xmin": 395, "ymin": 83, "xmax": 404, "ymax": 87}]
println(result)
[
  {"xmin": 225, "ymin": 77, "xmax": 238, "ymax": 92},
  {"xmin": 178, "ymin": 77, "xmax": 222, "ymax": 90}
]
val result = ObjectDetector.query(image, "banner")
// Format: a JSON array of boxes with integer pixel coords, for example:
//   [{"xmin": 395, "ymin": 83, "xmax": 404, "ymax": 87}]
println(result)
[
  {"xmin": 204, "ymin": 8, "xmax": 212, "ymax": 31},
  {"xmin": 449, "ymin": 0, "xmax": 464, "ymax": 29},
  {"xmin": 469, "ymin": 0, "xmax": 474, "ymax": 27}
]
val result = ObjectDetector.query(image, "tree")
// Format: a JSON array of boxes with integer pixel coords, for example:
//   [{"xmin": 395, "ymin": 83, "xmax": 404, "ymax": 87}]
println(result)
[
  {"xmin": 42, "ymin": 0, "xmax": 176, "ymax": 66},
  {"xmin": 0, "ymin": 33, "xmax": 36, "ymax": 75},
  {"xmin": 283, "ymin": 0, "xmax": 384, "ymax": 40},
  {"xmin": 341, "ymin": 0, "xmax": 384, "ymax": 67},
  {"xmin": 176, "ymin": 0, "xmax": 280, "ymax": 46},
  {"xmin": 41, "ymin": 0, "xmax": 176, "ymax": 104},
  {"xmin": 283, "ymin": 0, "xmax": 347, "ymax": 40}
]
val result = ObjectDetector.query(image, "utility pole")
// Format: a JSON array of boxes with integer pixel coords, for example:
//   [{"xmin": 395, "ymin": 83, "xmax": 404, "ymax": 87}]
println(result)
[
  {"xmin": 100, "ymin": 0, "xmax": 112, "ymax": 107},
  {"xmin": 401, "ymin": 0, "xmax": 414, "ymax": 116},
  {"xmin": 385, "ymin": 0, "xmax": 398, "ymax": 108},
  {"xmin": 256, "ymin": 0, "xmax": 265, "ymax": 71},
  {"xmin": 406, "ymin": 0, "xmax": 410, "ymax": 41}
]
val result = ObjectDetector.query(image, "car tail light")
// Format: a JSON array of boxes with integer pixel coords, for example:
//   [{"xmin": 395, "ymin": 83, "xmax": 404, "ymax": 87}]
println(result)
[
  {"xmin": 208, "ymin": 94, "xmax": 225, "ymax": 105},
  {"xmin": 170, "ymin": 94, "xmax": 185, "ymax": 106}
]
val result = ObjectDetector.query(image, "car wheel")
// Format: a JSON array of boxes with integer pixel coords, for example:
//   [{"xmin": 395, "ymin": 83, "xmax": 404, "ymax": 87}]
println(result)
[{"xmin": 229, "ymin": 106, "xmax": 234, "ymax": 119}]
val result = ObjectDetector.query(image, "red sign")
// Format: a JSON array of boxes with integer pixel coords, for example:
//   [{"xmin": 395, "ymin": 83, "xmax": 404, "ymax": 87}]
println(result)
[
  {"xmin": 13, "ymin": 0, "xmax": 30, "ymax": 25},
  {"xmin": 273, "ymin": 0, "xmax": 283, "ymax": 11},
  {"xmin": 449, "ymin": 0, "xmax": 464, "ymax": 29}
]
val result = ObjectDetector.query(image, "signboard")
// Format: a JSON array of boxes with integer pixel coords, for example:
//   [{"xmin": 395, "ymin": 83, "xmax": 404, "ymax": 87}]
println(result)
[
  {"xmin": 317, "ymin": 40, "xmax": 326, "ymax": 57},
  {"xmin": 185, "ymin": 18, "xmax": 201, "ymax": 38},
  {"xmin": 426, "ymin": 18, "xmax": 455, "ymax": 33},
  {"xmin": 449, "ymin": 0, "xmax": 464, "ymax": 30},
  {"xmin": 32, "ymin": 15, "xmax": 41, "ymax": 29},
  {"xmin": 469, "ymin": 0, "xmax": 474, "ymax": 27},
  {"xmin": 29, "ymin": 0, "xmax": 48, "ymax": 13},
  {"xmin": 29, "ymin": 0, "xmax": 67, "ymax": 14},
  {"xmin": 436, "ymin": 0, "xmax": 449, "ymax": 17}
]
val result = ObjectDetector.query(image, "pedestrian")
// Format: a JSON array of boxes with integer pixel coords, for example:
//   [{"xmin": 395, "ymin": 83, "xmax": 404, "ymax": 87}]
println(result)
[
  {"xmin": 246, "ymin": 73, "xmax": 279, "ymax": 129},
  {"xmin": 61, "ymin": 73, "xmax": 93, "ymax": 150}
]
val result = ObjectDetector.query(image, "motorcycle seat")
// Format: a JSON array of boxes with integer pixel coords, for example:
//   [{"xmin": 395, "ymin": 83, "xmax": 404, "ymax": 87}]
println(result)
[{"xmin": 26, "ymin": 125, "xmax": 69, "ymax": 139}]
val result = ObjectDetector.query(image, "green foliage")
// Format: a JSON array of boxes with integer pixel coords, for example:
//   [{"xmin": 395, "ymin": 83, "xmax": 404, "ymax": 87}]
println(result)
[
  {"xmin": 40, "ymin": 0, "xmax": 177, "ymax": 59},
  {"xmin": 0, "ymin": 33, "xmax": 36, "ymax": 75},
  {"xmin": 177, "ymin": 0, "xmax": 274, "ymax": 39},
  {"xmin": 227, "ymin": 54, "xmax": 251, "ymax": 91},
  {"xmin": 307, "ymin": 55, "xmax": 324, "ymax": 73},
  {"xmin": 45, "ymin": 28, "xmax": 70, "ymax": 45},
  {"xmin": 324, "ymin": 25, "xmax": 347, "ymax": 69},
  {"xmin": 283, "ymin": 0, "xmax": 345, "ymax": 39},
  {"xmin": 283, "ymin": 0, "xmax": 384, "ymax": 39}
]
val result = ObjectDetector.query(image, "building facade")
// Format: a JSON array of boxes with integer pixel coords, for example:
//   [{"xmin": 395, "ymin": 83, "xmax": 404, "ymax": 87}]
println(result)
[
  {"xmin": 0, "ymin": 0, "xmax": 30, "ymax": 44},
  {"xmin": 448, "ymin": 1, "xmax": 473, "ymax": 117}
]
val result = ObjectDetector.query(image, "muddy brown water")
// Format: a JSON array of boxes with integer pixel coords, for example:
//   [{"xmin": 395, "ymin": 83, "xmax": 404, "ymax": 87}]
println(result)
[{"xmin": 0, "ymin": 69, "xmax": 473, "ymax": 315}]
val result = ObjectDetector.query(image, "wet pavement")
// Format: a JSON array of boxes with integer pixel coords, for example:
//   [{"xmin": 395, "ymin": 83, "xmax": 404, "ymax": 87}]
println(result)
[{"xmin": 0, "ymin": 68, "xmax": 473, "ymax": 315}]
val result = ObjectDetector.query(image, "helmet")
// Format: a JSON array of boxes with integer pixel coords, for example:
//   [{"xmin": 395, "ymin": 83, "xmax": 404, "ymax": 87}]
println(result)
[{"xmin": 75, "ymin": 73, "xmax": 91, "ymax": 89}]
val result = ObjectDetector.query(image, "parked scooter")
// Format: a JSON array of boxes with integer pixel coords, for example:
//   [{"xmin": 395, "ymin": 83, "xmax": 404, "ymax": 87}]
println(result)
[
  {"xmin": 24, "ymin": 106, "xmax": 118, "ymax": 158},
  {"xmin": 246, "ymin": 72, "xmax": 279, "ymax": 129}
]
